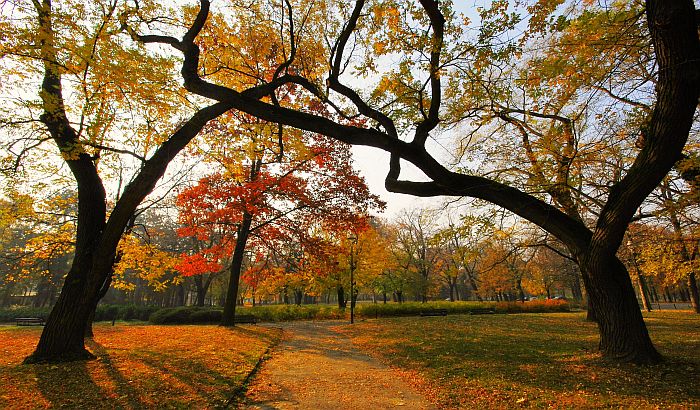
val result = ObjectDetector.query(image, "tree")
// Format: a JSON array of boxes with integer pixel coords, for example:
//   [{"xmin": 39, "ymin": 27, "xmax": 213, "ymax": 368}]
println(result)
[
  {"xmin": 0, "ymin": 0, "xmax": 241, "ymax": 362},
  {"xmin": 392, "ymin": 209, "xmax": 441, "ymax": 302},
  {"xmin": 138, "ymin": 0, "xmax": 698, "ymax": 363},
  {"xmin": 175, "ymin": 128, "xmax": 382, "ymax": 324},
  {"xmin": 434, "ymin": 212, "xmax": 495, "ymax": 301}
]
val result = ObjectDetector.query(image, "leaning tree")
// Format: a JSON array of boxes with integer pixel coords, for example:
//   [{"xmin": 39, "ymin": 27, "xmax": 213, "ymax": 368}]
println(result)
[{"xmin": 125, "ymin": 0, "xmax": 699, "ymax": 363}]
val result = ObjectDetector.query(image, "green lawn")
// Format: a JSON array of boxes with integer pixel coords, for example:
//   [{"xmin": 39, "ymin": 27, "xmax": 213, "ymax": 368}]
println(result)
[{"xmin": 340, "ymin": 311, "xmax": 700, "ymax": 409}]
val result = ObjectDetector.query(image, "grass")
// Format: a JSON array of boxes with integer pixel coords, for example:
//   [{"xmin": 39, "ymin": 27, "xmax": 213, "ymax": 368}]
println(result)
[
  {"xmin": 0, "ymin": 322, "xmax": 281, "ymax": 408},
  {"xmin": 339, "ymin": 311, "xmax": 700, "ymax": 409}
]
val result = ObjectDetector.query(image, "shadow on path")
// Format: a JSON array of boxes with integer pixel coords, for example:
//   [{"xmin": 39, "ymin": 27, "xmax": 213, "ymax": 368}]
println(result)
[{"xmin": 243, "ymin": 320, "xmax": 436, "ymax": 409}]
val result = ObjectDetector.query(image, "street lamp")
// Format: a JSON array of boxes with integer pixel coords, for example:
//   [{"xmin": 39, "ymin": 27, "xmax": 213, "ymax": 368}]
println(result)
[{"xmin": 348, "ymin": 232, "xmax": 358, "ymax": 324}]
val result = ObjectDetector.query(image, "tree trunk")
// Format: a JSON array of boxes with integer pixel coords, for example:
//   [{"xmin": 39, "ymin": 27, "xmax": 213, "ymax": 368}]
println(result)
[
  {"xmin": 516, "ymin": 277, "xmax": 525, "ymax": 303},
  {"xmin": 337, "ymin": 285, "xmax": 346, "ymax": 308},
  {"xmin": 194, "ymin": 275, "xmax": 207, "ymax": 307},
  {"xmin": 582, "ymin": 256, "xmax": 661, "ymax": 363},
  {"xmin": 688, "ymin": 273, "xmax": 700, "ymax": 313},
  {"xmin": 221, "ymin": 211, "xmax": 253, "ymax": 326},
  {"xmin": 85, "ymin": 273, "xmax": 113, "ymax": 338},
  {"xmin": 26, "ymin": 289, "xmax": 98, "ymax": 362},
  {"xmin": 637, "ymin": 274, "xmax": 652, "ymax": 312},
  {"xmin": 466, "ymin": 271, "xmax": 482, "ymax": 302},
  {"xmin": 176, "ymin": 282, "xmax": 186, "ymax": 307}
]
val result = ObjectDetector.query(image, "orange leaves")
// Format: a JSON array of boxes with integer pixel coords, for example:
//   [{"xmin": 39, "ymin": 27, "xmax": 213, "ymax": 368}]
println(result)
[
  {"xmin": 0, "ymin": 324, "xmax": 280, "ymax": 408},
  {"xmin": 174, "ymin": 253, "xmax": 223, "ymax": 277}
]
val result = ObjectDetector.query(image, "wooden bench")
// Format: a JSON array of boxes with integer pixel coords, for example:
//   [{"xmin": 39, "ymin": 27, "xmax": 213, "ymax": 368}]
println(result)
[
  {"xmin": 15, "ymin": 317, "xmax": 45, "ymax": 326},
  {"xmin": 233, "ymin": 315, "xmax": 258, "ymax": 324},
  {"xmin": 419, "ymin": 309, "xmax": 448, "ymax": 317},
  {"xmin": 468, "ymin": 308, "xmax": 496, "ymax": 315}
]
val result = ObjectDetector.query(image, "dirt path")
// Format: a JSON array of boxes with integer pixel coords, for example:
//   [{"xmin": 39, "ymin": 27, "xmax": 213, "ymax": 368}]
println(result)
[{"xmin": 242, "ymin": 320, "xmax": 437, "ymax": 409}]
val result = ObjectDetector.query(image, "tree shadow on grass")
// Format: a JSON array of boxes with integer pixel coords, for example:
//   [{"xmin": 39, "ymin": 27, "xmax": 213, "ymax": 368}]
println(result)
[
  {"xmin": 34, "ymin": 339, "xmax": 143, "ymax": 409},
  {"xmin": 136, "ymin": 352, "xmax": 236, "ymax": 407},
  {"xmin": 385, "ymin": 315, "xmax": 700, "ymax": 405}
]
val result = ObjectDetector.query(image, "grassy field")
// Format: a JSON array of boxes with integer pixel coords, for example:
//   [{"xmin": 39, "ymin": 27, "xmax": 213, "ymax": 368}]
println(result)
[
  {"xmin": 0, "ymin": 323, "xmax": 280, "ymax": 409},
  {"xmin": 340, "ymin": 311, "xmax": 700, "ymax": 409}
]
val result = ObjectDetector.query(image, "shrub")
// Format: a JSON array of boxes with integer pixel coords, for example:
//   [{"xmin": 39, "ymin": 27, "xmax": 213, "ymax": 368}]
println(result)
[
  {"xmin": 495, "ymin": 299, "xmax": 569, "ymax": 313},
  {"xmin": 149, "ymin": 307, "xmax": 195, "ymax": 324},
  {"xmin": 189, "ymin": 309, "xmax": 222, "ymax": 323},
  {"xmin": 0, "ymin": 306, "xmax": 51, "ymax": 322},
  {"xmin": 149, "ymin": 306, "xmax": 226, "ymax": 324},
  {"xmin": 356, "ymin": 301, "xmax": 498, "ymax": 318},
  {"xmin": 243, "ymin": 304, "xmax": 345, "ymax": 322}
]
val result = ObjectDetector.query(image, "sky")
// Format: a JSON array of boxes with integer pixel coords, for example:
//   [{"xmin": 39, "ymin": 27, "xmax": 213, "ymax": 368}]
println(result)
[{"xmin": 351, "ymin": 145, "xmax": 445, "ymax": 220}]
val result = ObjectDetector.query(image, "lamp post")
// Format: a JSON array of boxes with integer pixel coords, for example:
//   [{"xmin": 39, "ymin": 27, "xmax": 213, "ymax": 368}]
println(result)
[{"xmin": 348, "ymin": 233, "xmax": 358, "ymax": 324}]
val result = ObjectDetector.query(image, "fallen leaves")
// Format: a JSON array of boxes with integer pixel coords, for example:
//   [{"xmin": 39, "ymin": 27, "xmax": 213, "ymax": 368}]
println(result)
[
  {"xmin": 0, "ymin": 323, "xmax": 280, "ymax": 408},
  {"xmin": 340, "ymin": 312, "xmax": 700, "ymax": 409}
]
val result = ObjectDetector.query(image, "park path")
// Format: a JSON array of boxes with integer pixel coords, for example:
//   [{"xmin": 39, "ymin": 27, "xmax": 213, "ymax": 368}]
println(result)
[{"xmin": 241, "ymin": 320, "xmax": 437, "ymax": 409}]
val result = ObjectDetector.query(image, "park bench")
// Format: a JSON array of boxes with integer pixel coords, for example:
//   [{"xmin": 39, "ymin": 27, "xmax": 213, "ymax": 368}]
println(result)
[
  {"xmin": 15, "ymin": 317, "xmax": 45, "ymax": 326},
  {"xmin": 419, "ymin": 309, "xmax": 448, "ymax": 317},
  {"xmin": 233, "ymin": 315, "xmax": 258, "ymax": 324},
  {"xmin": 468, "ymin": 308, "xmax": 496, "ymax": 315}
]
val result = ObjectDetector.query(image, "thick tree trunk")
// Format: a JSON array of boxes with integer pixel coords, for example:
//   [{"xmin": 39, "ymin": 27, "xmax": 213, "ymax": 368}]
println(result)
[
  {"xmin": 25, "ymin": 288, "xmax": 97, "ymax": 363},
  {"xmin": 221, "ymin": 211, "xmax": 253, "ymax": 326},
  {"xmin": 582, "ymin": 256, "xmax": 661, "ymax": 363}
]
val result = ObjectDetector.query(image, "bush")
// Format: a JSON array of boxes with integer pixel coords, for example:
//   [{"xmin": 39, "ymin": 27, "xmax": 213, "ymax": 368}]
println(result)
[
  {"xmin": 150, "ymin": 307, "xmax": 194, "ymax": 324},
  {"xmin": 189, "ymin": 309, "xmax": 222, "ymax": 323},
  {"xmin": 149, "ymin": 306, "xmax": 225, "ymax": 324},
  {"xmin": 0, "ymin": 306, "xmax": 51, "ymax": 322},
  {"xmin": 495, "ymin": 299, "xmax": 570, "ymax": 313},
  {"xmin": 244, "ymin": 304, "xmax": 344, "ymax": 322},
  {"xmin": 93, "ymin": 304, "xmax": 158, "ymax": 322},
  {"xmin": 356, "ymin": 301, "xmax": 498, "ymax": 318},
  {"xmin": 94, "ymin": 305, "xmax": 120, "ymax": 321}
]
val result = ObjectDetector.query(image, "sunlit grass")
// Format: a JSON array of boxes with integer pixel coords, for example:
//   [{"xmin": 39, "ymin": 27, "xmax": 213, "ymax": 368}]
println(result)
[
  {"xmin": 0, "ymin": 323, "xmax": 280, "ymax": 408},
  {"xmin": 340, "ymin": 311, "xmax": 700, "ymax": 409}
]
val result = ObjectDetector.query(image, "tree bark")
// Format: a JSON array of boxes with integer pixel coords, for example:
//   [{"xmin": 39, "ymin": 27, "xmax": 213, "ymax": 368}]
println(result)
[
  {"xmin": 337, "ymin": 285, "xmax": 346, "ymax": 308},
  {"xmin": 221, "ymin": 211, "xmax": 253, "ymax": 326},
  {"xmin": 688, "ymin": 273, "xmax": 700, "ymax": 314},
  {"xmin": 580, "ymin": 255, "xmax": 661, "ymax": 363}
]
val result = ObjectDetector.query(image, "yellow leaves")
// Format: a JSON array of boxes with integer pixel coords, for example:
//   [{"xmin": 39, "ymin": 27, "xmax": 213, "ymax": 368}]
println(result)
[{"xmin": 114, "ymin": 234, "xmax": 178, "ymax": 292}]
